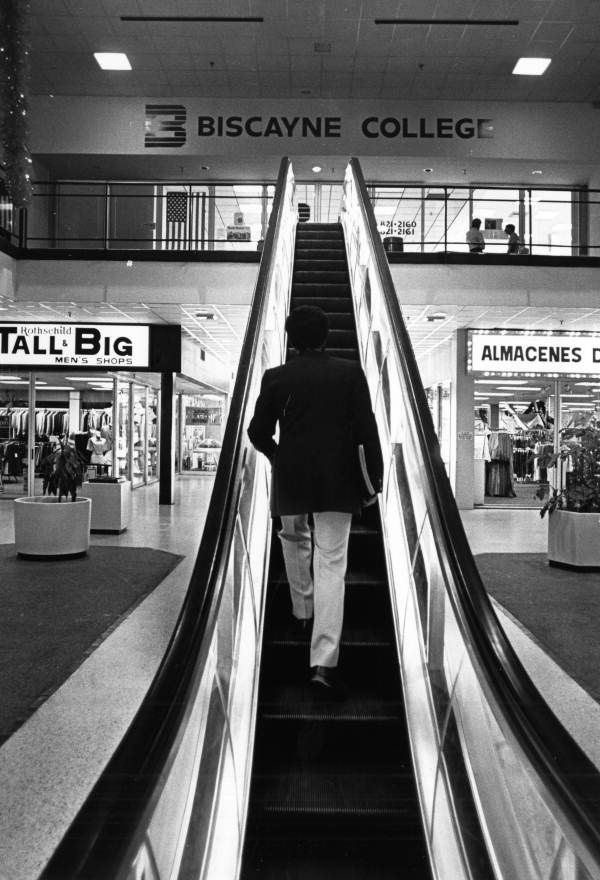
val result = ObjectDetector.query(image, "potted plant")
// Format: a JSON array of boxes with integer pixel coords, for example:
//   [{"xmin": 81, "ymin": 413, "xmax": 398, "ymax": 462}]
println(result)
[
  {"xmin": 536, "ymin": 422, "xmax": 600, "ymax": 568},
  {"xmin": 13, "ymin": 441, "xmax": 92, "ymax": 558}
]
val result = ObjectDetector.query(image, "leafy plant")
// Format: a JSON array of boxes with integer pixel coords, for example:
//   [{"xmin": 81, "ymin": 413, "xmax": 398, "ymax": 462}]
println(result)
[
  {"xmin": 41, "ymin": 442, "xmax": 87, "ymax": 502},
  {"xmin": 536, "ymin": 423, "xmax": 600, "ymax": 517}
]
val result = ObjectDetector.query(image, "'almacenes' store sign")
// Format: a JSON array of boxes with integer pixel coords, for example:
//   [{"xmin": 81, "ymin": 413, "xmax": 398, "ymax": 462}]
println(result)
[
  {"xmin": 0, "ymin": 323, "xmax": 150, "ymax": 368},
  {"xmin": 468, "ymin": 329, "xmax": 600, "ymax": 377}
]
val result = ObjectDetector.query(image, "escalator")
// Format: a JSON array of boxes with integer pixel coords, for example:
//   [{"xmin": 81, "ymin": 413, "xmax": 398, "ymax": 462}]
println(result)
[
  {"xmin": 40, "ymin": 159, "xmax": 600, "ymax": 880},
  {"xmin": 241, "ymin": 223, "xmax": 432, "ymax": 878}
]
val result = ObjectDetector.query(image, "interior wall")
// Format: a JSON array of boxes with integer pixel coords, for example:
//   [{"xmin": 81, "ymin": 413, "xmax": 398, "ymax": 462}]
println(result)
[{"xmin": 14, "ymin": 259, "xmax": 258, "ymax": 306}]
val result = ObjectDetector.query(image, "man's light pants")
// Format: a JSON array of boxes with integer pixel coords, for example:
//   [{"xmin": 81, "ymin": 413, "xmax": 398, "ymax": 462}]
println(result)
[{"xmin": 279, "ymin": 511, "xmax": 352, "ymax": 668}]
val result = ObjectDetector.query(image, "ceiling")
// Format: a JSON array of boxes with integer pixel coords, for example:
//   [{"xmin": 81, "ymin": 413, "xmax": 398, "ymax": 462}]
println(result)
[{"xmin": 29, "ymin": 0, "xmax": 600, "ymax": 104}]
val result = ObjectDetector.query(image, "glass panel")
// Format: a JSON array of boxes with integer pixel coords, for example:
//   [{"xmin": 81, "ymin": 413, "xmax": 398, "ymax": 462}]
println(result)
[
  {"xmin": 293, "ymin": 183, "xmax": 344, "ymax": 224},
  {"xmin": 214, "ymin": 184, "xmax": 268, "ymax": 252},
  {"xmin": 55, "ymin": 182, "xmax": 106, "ymax": 248},
  {"xmin": 116, "ymin": 380, "xmax": 130, "ymax": 479},
  {"xmin": 180, "ymin": 392, "xmax": 224, "ymax": 474},
  {"xmin": 109, "ymin": 184, "xmax": 156, "ymax": 250},
  {"xmin": 0, "ymin": 369, "xmax": 31, "ymax": 498},
  {"xmin": 132, "ymin": 385, "xmax": 147, "ymax": 487},
  {"xmin": 471, "ymin": 188, "xmax": 521, "ymax": 253},
  {"xmin": 147, "ymin": 387, "xmax": 159, "ymax": 482},
  {"xmin": 530, "ymin": 190, "xmax": 572, "ymax": 256}
]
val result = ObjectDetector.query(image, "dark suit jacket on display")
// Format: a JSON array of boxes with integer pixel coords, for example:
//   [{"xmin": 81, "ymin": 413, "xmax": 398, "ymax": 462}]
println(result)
[{"xmin": 248, "ymin": 350, "xmax": 384, "ymax": 516}]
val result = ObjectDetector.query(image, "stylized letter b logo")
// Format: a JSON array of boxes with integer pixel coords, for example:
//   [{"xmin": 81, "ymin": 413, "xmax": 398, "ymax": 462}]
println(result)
[{"xmin": 145, "ymin": 104, "xmax": 186, "ymax": 148}]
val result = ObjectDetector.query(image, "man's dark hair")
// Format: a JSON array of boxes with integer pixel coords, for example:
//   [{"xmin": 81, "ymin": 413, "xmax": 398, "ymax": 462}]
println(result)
[{"xmin": 285, "ymin": 306, "xmax": 329, "ymax": 351}]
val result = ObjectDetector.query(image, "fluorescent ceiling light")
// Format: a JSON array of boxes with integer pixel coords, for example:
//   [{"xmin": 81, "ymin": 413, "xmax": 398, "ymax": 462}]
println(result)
[
  {"xmin": 94, "ymin": 52, "xmax": 132, "ymax": 70},
  {"xmin": 475, "ymin": 379, "xmax": 527, "ymax": 385},
  {"xmin": 512, "ymin": 57, "xmax": 551, "ymax": 76},
  {"xmin": 498, "ymin": 386, "xmax": 541, "ymax": 391},
  {"xmin": 0, "ymin": 375, "xmax": 21, "ymax": 380},
  {"xmin": 41, "ymin": 386, "xmax": 75, "ymax": 391}
]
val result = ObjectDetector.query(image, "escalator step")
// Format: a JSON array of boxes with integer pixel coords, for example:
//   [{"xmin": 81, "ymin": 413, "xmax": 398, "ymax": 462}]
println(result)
[
  {"xmin": 260, "ymin": 643, "xmax": 399, "ymax": 689},
  {"xmin": 293, "ymin": 270, "xmax": 349, "ymax": 284},
  {"xmin": 290, "ymin": 296, "xmax": 353, "ymax": 313},
  {"xmin": 293, "ymin": 248, "xmax": 347, "ymax": 260},
  {"xmin": 294, "ymin": 259, "xmax": 347, "ymax": 272},
  {"xmin": 287, "ymin": 348, "xmax": 358, "ymax": 360},
  {"xmin": 257, "ymin": 680, "xmax": 403, "ymax": 721},
  {"xmin": 251, "ymin": 769, "xmax": 422, "ymax": 827},
  {"xmin": 292, "ymin": 283, "xmax": 352, "ymax": 297},
  {"xmin": 242, "ymin": 836, "xmax": 430, "ymax": 880}
]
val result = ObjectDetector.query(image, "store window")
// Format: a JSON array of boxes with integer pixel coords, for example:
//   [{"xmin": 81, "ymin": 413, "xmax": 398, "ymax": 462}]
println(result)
[
  {"xmin": 132, "ymin": 384, "xmax": 147, "ymax": 488},
  {"xmin": 0, "ymin": 370, "xmax": 33, "ymax": 498},
  {"xmin": 147, "ymin": 387, "xmax": 159, "ymax": 482},
  {"xmin": 116, "ymin": 380, "xmax": 130, "ymax": 479},
  {"xmin": 180, "ymin": 393, "xmax": 225, "ymax": 474}
]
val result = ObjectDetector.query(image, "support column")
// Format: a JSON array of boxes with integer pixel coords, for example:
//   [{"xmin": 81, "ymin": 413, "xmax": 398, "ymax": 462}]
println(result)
[
  {"xmin": 159, "ymin": 372, "xmax": 175, "ymax": 505},
  {"xmin": 453, "ymin": 330, "xmax": 475, "ymax": 509},
  {"xmin": 27, "ymin": 373, "xmax": 36, "ymax": 497}
]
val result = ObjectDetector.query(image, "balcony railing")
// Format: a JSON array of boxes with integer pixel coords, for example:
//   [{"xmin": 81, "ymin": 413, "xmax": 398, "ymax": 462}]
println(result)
[{"xmin": 1, "ymin": 179, "xmax": 598, "ymax": 258}]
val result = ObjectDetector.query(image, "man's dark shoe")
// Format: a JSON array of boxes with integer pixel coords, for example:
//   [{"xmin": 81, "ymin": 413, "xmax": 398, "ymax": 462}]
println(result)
[{"xmin": 310, "ymin": 665, "xmax": 348, "ymax": 699}]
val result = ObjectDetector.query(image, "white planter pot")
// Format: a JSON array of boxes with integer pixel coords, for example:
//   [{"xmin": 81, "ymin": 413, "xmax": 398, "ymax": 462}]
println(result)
[
  {"xmin": 13, "ymin": 496, "xmax": 92, "ymax": 558},
  {"xmin": 547, "ymin": 508, "xmax": 600, "ymax": 569}
]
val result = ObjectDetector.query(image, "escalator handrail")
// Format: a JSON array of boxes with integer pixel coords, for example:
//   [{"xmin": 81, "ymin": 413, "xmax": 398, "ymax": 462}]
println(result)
[
  {"xmin": 41, "ymin": 157, "xmax": 293, "ymax": 879},
  {"xmin": 349, "ymin": 156, "xmax": 600, "ymax": 862}
]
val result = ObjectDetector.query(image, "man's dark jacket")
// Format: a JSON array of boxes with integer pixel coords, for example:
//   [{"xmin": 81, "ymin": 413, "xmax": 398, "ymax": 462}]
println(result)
[{"xmin": 247, "ymin": 350, "xmax": 383, "ymax": 516}]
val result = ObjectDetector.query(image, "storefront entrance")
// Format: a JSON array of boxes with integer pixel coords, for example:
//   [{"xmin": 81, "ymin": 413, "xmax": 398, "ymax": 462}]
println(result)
[{"xmin": 0, "ymin": 370, "xmax": 162, "ymax": 499}]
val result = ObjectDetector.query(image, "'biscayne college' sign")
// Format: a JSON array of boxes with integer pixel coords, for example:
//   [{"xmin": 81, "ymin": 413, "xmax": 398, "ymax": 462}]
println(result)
[{"xmin": 144, "ymin": 104, "xmax": 494, "ymax": 148}]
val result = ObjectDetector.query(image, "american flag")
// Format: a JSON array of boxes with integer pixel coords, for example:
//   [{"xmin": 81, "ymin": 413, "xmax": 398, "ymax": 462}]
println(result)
[{"xmin": 166, "ymin": 191, "xmax": 188, "ymax": 248}]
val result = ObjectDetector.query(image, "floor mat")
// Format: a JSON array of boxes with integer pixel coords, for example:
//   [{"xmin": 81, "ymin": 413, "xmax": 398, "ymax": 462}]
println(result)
[
  {"xmin": 475, "ymin": 552, "xmax": 600, "ymax": 702},
  {"xmin": 0, "ymin": 543, "xmax": 184, "ymax": 742}
]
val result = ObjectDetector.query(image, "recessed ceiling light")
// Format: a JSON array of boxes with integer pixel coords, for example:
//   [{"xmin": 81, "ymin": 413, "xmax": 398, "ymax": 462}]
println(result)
[
  {"xmin": 312, "ymin": 165, "xmax": 322, "ymax": 173},
  {"xmin": 423, "ymin": 168, "xmax": 433, "ymax": 173},
  {"xmin": 94, "ymin": 52, "xmax": 132, "ymax": 71},
  {"xmin": 512, "ymin": 57, "xmax": 551, "ymax": 76},
  {"xmin": 475, "ymin": 379, "xmax": 527, "ymax": 385}
]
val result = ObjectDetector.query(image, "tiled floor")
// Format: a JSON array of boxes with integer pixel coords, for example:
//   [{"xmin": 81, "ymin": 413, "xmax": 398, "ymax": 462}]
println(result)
[{"xmin": 0, "ymin": 493, "xmax": 598, "ymax": 880}]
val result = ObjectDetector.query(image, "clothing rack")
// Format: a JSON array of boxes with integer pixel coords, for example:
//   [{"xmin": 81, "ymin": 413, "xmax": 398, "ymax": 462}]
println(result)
[
  {"xmin": 0, "ymin": 407, "xmax": 69, "ymax": 440},
  {"xmin": 80, "ymin": 406, "xmax": 112, "ymax": 432}
]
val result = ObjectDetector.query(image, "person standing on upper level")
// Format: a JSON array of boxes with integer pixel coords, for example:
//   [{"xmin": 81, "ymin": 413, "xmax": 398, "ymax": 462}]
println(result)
[{"xmin": 466, "ymin": 217, "xmax": 485, "ymax": 253}]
